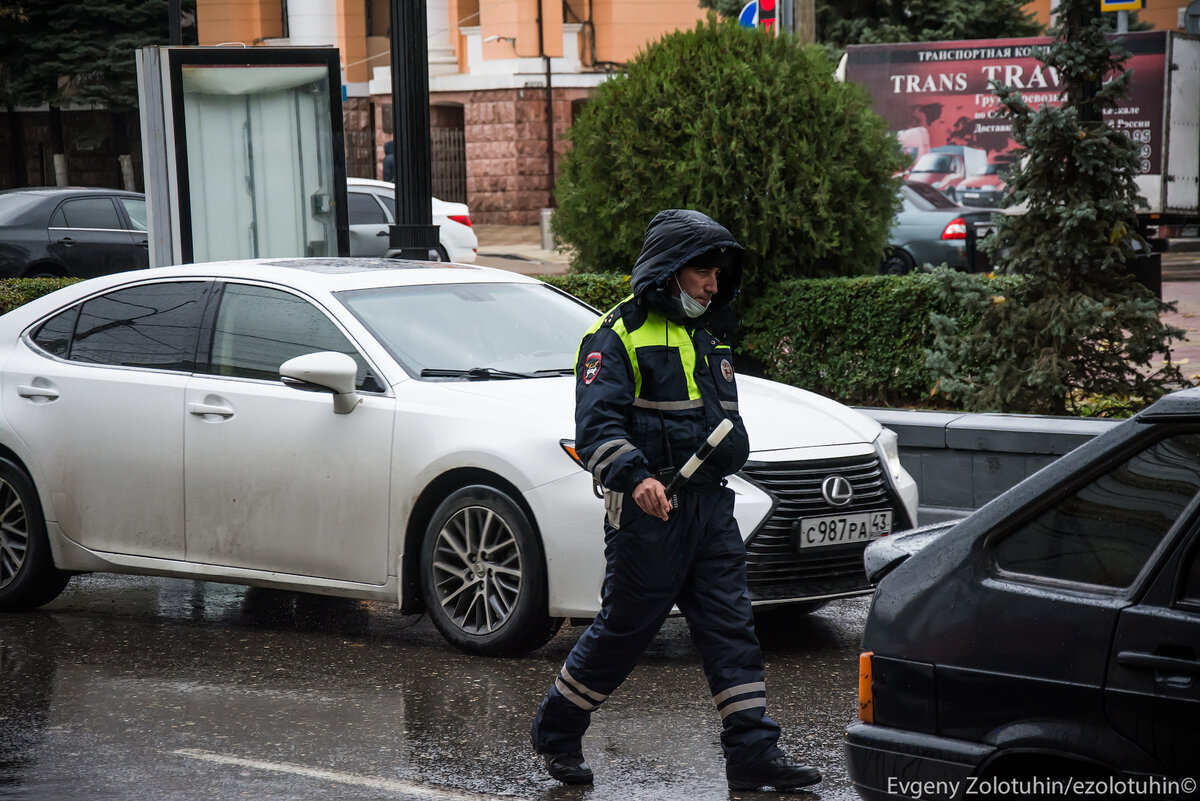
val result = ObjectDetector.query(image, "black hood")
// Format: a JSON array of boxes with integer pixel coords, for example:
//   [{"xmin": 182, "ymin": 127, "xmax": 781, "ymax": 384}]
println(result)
[{"xmin": 629, "ymin": 209, "xmax": 744, "ymax": 327}]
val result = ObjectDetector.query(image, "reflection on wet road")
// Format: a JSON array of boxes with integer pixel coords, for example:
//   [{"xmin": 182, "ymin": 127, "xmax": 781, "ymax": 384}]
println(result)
[{"xmin": 0, "ymin": 575, "xmax": 869, "ymax": 800}]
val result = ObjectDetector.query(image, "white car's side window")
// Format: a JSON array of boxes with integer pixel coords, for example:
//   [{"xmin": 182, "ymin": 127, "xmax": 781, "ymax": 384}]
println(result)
[
  {"xmin": 346, "ymin": 191, "xmax": 387, "ymax": 226},
  {"xmin": 31, "ymin": 281, "xmax": 208, "ymax": 370},
  {"xmin": 205, "ymin": 283, "xmax": 382, "ymax": 392}
]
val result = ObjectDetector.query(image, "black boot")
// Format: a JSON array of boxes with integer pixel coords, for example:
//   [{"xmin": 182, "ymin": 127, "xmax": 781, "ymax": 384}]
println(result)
[
  {"xmin": 727, "ymin": 756, "xmax": 821, "ymax": 791},
  {"xmin": 543, "ymin": 751, "xmax": 594, "ymax": 785}
]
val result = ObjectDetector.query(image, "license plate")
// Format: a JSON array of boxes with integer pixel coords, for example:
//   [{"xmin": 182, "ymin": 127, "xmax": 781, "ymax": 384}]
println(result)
[{"xmin": 795, "ymin": 511, "xmax": 892, "ymax": 549}]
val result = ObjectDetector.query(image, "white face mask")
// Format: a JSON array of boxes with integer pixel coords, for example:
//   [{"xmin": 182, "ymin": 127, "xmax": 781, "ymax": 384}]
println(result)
[{"xmin": 674, "ymin": 275, "xmax": 708, "ymax": 318}]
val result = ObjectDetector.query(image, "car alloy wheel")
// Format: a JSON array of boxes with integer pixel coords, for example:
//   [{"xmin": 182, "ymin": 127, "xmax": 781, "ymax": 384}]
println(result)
[
  {"xmin": 420, "ymin": 485, "xmax": 561, "ymax": 655},
  {"xmin": 0, "ymin": 477, "xmax": 29, "ymax": 590},
  {"xmin": 0, "ymin": 458, "xmax": 70, "ymax": 610},
  {"xmin": 430, "ymin": 503, "xmax": 523, "ymax": 635}
]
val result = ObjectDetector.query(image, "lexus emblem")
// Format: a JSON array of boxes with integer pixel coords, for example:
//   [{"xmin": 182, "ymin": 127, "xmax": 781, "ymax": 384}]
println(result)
[{"xmin": 821, "ymin": 475, "xmax": 854, "ymax": 507}]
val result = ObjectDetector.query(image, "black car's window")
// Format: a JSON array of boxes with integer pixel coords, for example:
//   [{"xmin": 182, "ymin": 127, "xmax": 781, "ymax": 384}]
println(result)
[
  {"xmin": 207, "ymin": 283, "xmax": 380, "ymax": 392},
  {"xmin": 50, "ymin": 197, "xmax": 123, "ymax": 230},
  {"xmin": 993, "ymin": 433, "xmax": 1200, "ymax": 590},
  {"xmin": 1181, "ymin": 540, "xmax": 1200, "ymax": 608},
  {"xmin": 31, "ymin": 306, "xmax": 80, "ymax": 358},
  {"xmin": 69, "ymin": 282, "xmax": 207, "ymax": 370},
  {"xmin": 119, "ymin": 198, "xmax": 148, "ymax": 232},
  {"xmin": 347, "ymin": 191, "xmax": 387, "ymax": 226},
  {"xmin": 0, "ymin": 193, "xmax": 43, "ymax": 224}
]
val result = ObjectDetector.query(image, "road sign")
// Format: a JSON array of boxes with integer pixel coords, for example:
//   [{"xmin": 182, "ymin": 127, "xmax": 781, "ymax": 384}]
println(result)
[
  {"xmin": 1100, "ymin": 0, "xmax": 1142, "ymax": 11},
  {"xmin": 738, "ymin": 0, "xmax": 758, "ymax": 27}
]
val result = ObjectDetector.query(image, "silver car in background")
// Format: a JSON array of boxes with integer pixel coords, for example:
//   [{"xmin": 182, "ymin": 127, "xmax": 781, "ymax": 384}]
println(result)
[{"xmin": 881, "ymin": 182, "xmax": 995, "ymax": 275}]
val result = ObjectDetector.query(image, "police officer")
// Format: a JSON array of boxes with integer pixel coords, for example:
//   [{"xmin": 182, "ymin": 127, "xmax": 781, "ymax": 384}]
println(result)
[{"xmin": 530, "ymin": 209, "xmax": 822, "ymax": 792}]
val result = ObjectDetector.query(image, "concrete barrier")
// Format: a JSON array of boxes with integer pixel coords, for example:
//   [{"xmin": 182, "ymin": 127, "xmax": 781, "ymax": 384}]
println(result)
[{"xmin": 859, "ymin": 408, "xmax": 1119, "ymax": 524}]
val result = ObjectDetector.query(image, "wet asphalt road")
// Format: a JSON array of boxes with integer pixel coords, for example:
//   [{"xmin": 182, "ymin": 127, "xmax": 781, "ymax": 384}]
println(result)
[{"xmin": 0, "ymin": 575, "xmax": 869, "ymax": 801}]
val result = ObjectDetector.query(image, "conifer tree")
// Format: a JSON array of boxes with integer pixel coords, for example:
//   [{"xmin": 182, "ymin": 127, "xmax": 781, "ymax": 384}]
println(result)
[{"xmin": 925, "ymin": 0, "xmax": 1185, "ymax": 415}]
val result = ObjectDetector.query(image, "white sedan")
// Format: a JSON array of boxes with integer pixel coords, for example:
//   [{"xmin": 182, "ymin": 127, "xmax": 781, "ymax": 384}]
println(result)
[
  {"xmin": 0, "ymin": 259, "xmax": 917, "ymax": 655},
  {"xmin": 346, "ymin": 178, "xmax": 477, "ymax": 263}
]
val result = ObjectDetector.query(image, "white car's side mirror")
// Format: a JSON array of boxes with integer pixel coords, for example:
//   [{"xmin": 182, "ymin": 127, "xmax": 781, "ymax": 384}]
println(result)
[{"xmin": 280, "ymin": 351, "xmax": 362, "ymax": 415}]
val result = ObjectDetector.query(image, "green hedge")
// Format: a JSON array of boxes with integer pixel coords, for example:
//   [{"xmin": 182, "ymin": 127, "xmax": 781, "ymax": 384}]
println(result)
[
  {"xmin": 741, "ymin": 273, "xmax": 1021, "ymax": 407},
  {"xmin": 539, "ymin": 273, "xmax": 633, "ymax": 313},
  {"xmin": 541, "ymin": 271, "xmax": 1020, "ymax": 408},
  {"xmin": 0, "ymin": 278, "xmax": 79, "ymax": 315},
  {"xmin": 4, "ymin": 273, "xmax": 1015, "ymax": 411}
]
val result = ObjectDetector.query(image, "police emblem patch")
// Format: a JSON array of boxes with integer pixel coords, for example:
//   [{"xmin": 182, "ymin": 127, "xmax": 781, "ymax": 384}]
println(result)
[
  {"xmin": 720, "ymin": 358, "xmax": 734, "ymax": 383},
  {"xmin": 584, "ymin": 351, "xmax": 603, "ymax": 384}
]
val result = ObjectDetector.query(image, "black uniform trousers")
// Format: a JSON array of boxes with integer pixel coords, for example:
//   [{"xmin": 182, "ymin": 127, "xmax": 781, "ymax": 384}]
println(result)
[{"xmin": 531, "ymin": 484, "xmax": 784, "ymax": 768}]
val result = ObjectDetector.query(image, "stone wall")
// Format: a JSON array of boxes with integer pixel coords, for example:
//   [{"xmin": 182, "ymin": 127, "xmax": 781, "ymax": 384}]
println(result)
[
  {"xmin": 342, "ymin": 97, "xmax": 376, "ymax": 180},
  {"xmin": 859, "ymin": 408, "xmax": 1119, "ymax": 524}
]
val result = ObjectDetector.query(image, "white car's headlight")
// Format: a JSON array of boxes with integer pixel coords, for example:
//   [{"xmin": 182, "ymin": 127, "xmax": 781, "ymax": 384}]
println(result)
[{"xmin": 875, "ymin": 427, "xmax": 903, "ymax": 482}]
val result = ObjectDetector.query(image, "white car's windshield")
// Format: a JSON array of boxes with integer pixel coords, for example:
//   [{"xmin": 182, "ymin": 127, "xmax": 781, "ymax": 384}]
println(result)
[{"xmin": 338, "ymin": 282, "xmax": 600, "ymax": 378}]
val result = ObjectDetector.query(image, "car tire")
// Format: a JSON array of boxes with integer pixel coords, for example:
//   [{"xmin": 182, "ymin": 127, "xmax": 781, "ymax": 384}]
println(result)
[
  {"xmin": 436, "ymin": 245, "xmax": 450, "ymax": 263},
  {"xmin": 0, "ymin": 458, "xmax": 70, "ymax": 612},
  {"xmin": 881, "ymin": 250, "xmax": 915, "ymax": 275},
  {"xmin": 420, "ymin": 485, "xmax": 562, "ymax": 656}
]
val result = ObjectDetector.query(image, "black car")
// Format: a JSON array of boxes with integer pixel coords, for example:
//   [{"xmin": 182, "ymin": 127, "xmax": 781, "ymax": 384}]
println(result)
[
  {"xmin": 0, "ymin": 187, "xmax": 149, "ymax": 278},
  {"xmin": 846, "ymin": 388, "xmax": 1200, "ymax": 799}
]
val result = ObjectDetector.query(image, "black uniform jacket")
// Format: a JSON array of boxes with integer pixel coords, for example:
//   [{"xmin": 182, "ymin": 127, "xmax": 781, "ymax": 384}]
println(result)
[{"xmin": 574, "ymin": 209, "xmax": 751, "ymax": 495}]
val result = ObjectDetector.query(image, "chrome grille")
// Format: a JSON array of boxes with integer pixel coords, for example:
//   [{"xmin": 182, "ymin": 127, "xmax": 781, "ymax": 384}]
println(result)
[{"xmin": 739, "ymin": 454, "xmax": 897, "ymax": 600}]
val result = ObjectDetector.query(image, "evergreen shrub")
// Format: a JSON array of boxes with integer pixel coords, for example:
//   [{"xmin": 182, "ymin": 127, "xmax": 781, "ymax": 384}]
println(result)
[
  {"xmin": 539, "ymin": 273, "xmax": 632, "ymax": 313},
  {"xmin": 741, "ymin": 271, "xmax": 1020, "ymax": 407},
  {"xmin": 0, "ymin": 278, "xmax": 78, "ymax": 314},
  {"xmin": 551, "ymin": 15, "xmax": 904, "ymax": 303},
  {"xmin": 926, "ymin": 0, "xmax": 1186, "ymax": 415}
]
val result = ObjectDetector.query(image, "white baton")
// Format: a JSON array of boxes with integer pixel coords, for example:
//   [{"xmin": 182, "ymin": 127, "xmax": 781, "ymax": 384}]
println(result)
[{"xmin": 663, "ymin": 419, "xmax": 734, "ymax": 504}]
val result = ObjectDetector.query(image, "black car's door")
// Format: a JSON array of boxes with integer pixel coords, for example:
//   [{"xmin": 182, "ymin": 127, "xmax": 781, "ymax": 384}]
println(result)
[
  {"xmin": 1105, "ymin": 526, "xmax": 1200, "ymax": 778},
  {"xmin": 114, "ymin": 196, "xmax": 151, "ymax": 268},
  {"xmin": 47, "ymin": 196, "xmax": 142, "ymax": 277}
]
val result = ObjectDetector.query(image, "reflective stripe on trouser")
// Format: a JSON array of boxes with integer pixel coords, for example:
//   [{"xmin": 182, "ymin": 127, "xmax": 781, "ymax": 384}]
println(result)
[{"xmin": 530, "ymin": 486, "xmax": 784, "ymax": 766}]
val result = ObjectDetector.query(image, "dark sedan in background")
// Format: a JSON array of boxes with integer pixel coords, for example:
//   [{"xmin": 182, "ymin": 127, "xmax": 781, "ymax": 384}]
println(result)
[
  {"xmin": 846, "ymin": 388, "xmax": 1200, "ymax": 799},
  {"xmin": 881, "ymin": 182, "xmax": 996, "ymax": 275},
  {"xmin": 0, "ymin": 187, "xmax": 149, "ymax": 278}
]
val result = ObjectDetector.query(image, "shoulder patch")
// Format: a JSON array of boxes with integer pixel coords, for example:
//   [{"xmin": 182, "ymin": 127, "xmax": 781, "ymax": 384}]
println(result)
[
  {"xmin": 583, "ymin": 351, "xmax": 603, "ymax": 384},
  {"xmin": 601, "ymin": 310, "xmax": 619, "ymax": 329},
  {"xmin": 720, "ymin": 358, "xmax": 734, "ymax": 383}
]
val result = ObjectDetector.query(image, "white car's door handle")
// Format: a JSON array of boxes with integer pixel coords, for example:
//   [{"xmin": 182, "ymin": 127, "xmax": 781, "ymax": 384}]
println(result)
[
  {"xmin": 188, "ymin": 402, "xmax": 234, "ymax": 418},
  {"xmin": 17, "ymin": 383, "xmax": 59, "ymax": 401}
]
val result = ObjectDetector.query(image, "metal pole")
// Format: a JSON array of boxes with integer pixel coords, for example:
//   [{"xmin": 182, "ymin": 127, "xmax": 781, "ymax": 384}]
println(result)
[
  {"xmin": 1066, "ymin": 0, "xmax": 1102, "ymax": 126},
  {"xmin": 169, "ymin": 0, "xmax": 181, "ymax": 45},
  {"xmin": 1117, "ymin": 10, "xmax": 1128, "ymax": 32},
  {"xmin": 539, "ymin": 0, "xmax": 555, "ymax": 206},
  {"xmin": 387, "ymin": 0, "xmax": 440, "ymax": 260}
]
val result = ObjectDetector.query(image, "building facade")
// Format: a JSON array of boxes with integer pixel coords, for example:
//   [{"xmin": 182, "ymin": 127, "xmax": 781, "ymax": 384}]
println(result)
[
  {"xmin": 195, "ymin": 0, "xmax": 708, "ymax": 223},
  {"xmin": 193, "ymin": 0, "xmax": 1197, "ymax": 224}
]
